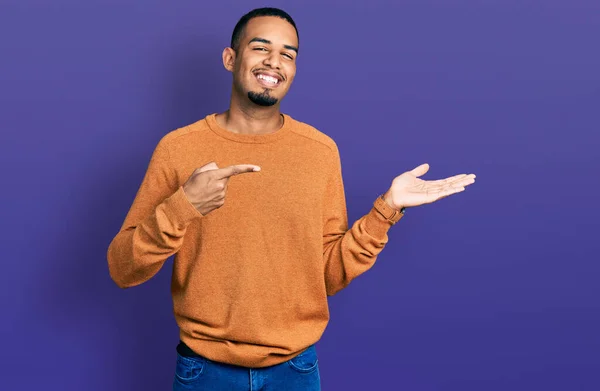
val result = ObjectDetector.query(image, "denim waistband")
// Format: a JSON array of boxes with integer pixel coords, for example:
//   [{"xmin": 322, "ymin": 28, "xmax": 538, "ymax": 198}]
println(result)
[{"xmin": 176, "ymin": 340, "xmax": 201, "ymax": 358}]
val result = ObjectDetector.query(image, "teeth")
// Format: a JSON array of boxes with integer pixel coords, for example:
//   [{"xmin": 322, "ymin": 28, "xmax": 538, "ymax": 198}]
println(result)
[{"xmin": 257, "ymin": 74, "xmax": 279, "ymax": 84}]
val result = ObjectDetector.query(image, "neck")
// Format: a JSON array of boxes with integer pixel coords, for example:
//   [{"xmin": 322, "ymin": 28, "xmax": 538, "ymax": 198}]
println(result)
[{"xmin": 216, "ymin": 90, "xmax": 283, "ymax": 135}]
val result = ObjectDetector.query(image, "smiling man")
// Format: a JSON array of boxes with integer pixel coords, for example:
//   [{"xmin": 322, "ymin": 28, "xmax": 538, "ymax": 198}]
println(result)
[
  {"xmin": 107, "ymin": 7, "xmax": 476, "ymax": 391},
  {"xmin": 238, "ymin": 35, "xmax": 295, "ymax": 105},
  {"xmin": 216, "ymin": 10, "xmax": 298, "ymax": 133}
]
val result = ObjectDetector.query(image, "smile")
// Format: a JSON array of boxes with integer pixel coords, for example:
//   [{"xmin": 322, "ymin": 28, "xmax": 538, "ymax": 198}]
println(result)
[{"xmin": 254, "ymin": 73, "xmax": 282, "ymax": 88}]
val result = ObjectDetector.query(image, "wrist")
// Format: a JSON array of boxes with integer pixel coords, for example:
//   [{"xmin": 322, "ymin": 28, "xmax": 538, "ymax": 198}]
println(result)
[
  {"xmin": 382, "ymin": 192, "xmax": 404, "ymax": 212},
  {"xmin": 373, "ymin": 194, "xmax": 405, "ymax": 224}
]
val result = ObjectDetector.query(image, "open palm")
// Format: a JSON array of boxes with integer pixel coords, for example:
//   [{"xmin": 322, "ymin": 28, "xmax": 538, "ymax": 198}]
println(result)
[{"xmin": 385, "ymin": 163, "xmax": 476, "ymax": 209}]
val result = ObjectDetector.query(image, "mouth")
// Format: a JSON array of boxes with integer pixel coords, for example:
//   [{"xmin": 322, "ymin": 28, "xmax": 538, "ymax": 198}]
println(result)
[{"xmin": 253, "ymin": 70, "xmax": 284, "ymax": 89}]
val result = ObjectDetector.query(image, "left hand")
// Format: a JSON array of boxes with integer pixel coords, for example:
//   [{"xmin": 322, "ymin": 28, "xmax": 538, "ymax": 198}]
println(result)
[{"xmin": 383, "ymin": 163, "xmax": 476, "ymax": 210}]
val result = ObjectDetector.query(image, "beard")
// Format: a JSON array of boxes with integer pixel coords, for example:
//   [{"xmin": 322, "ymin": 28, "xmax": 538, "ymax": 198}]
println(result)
[{"xmin": 248, "ymin": 89, "xmax": 278, "ymax": 106}]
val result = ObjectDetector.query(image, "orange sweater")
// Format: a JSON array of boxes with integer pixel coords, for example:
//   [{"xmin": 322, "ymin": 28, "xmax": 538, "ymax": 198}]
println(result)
[{"xmin": 107, "ymin": 113, "xmax": 403, "ymax": 368}]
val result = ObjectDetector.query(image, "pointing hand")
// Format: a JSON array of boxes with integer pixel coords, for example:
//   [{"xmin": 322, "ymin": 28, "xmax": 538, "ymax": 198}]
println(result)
[{"xmin": 183, "ymin": 162, "xmax": 261, "ymax": 215}]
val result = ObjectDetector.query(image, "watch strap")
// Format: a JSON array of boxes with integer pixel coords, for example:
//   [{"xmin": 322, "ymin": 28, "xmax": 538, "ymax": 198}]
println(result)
[{"xmin": 373, "ymin": 195, "xmax": 405, "ymax": 224}]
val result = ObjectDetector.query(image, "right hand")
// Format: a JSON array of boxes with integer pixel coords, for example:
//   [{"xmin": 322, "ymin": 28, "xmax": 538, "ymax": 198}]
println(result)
[{"xmin": 183, "ymin": 161, "xmax": 261, "ymax": 216}]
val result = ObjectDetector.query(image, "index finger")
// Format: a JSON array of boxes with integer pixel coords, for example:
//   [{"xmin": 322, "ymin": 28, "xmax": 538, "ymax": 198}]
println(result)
[
  {"xmin": 212, "ymin": 164, "xmax": 261, "ymax": 180},
  {"xmin": 428, "ymin": 174, "xmax": 468, "ymax": 185}
]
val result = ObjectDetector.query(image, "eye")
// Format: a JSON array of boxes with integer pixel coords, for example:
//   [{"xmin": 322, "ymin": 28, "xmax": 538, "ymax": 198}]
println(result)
[
  {"xmin": 283, "ymin": 53, "xmax": 294, "ymax": 60},
  {"xmin": 253, "ymin": 47, "xmax": 268, "ymax": 51}
]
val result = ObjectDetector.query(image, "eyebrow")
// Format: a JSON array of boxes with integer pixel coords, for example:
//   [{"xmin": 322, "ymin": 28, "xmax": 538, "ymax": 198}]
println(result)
[{"xmin": 248, "ymin": 37, "xmax": 298, "ymax": 53}]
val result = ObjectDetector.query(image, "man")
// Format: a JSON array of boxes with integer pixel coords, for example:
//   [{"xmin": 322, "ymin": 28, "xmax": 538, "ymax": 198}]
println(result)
[{"xmin": 107, "ymin": 7, "xmax": 476, "ymax": 391}]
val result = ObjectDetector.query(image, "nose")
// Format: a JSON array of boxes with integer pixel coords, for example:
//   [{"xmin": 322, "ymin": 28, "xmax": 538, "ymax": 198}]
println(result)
[{"xmin": 263, "ymin": 52, "xmax": 281, "ymax": 69}]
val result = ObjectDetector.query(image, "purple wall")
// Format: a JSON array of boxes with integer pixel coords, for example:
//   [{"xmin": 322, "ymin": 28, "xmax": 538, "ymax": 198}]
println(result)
[{"xmin": 1, "ymin": 1, "xmax": 599, "ymax": 390}]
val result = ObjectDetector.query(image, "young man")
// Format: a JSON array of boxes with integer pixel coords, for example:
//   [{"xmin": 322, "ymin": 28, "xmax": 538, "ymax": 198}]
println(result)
[{"xmin": 107, "ymin": 7, "xmax": 476, "ymax": 391}]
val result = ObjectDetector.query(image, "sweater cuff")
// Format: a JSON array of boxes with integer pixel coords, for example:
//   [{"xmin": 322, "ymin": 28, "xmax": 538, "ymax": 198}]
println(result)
[{"xmin": 160, "ymin": 186, "xmax": 204, "ymax": 226}]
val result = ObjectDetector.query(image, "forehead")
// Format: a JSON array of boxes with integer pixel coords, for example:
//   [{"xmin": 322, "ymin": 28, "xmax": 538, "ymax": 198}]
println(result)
[{"xmin": 242, "ymin": 16, "xmax": 298, "ymax": 47}]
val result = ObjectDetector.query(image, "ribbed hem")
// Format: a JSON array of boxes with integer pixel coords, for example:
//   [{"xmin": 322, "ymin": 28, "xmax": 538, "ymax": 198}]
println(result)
[
  {"xmin": 161, "ymin": 186, "xmax": 204, "ymax": 226},
  {"xmin": 363, "ymin": 206, "xmax": 401, "ymax": 239},
  {"xmin": 179, "ymin": 332, "xmax": 303, "ymax": 368}
]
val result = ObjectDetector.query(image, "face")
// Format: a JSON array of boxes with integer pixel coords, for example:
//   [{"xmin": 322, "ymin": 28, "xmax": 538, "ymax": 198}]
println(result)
[{"xmin": 224, "ymin": 16, "xmax": 298, "ymax": 107}]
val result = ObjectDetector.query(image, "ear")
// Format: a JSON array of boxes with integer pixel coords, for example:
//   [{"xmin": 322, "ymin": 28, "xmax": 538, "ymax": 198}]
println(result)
[{"xmin": 222, "ymin": 47, "xmax": 236, "ymax": 72}]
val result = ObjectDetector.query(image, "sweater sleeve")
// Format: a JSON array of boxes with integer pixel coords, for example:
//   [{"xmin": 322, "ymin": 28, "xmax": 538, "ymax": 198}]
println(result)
[
  {"xmin": 107, "ymin": 137, "xmax": 203, "ymax": 288},
  {"xmin": 322, "ymin": 143, "xmax": 403, "ymax": 296}
]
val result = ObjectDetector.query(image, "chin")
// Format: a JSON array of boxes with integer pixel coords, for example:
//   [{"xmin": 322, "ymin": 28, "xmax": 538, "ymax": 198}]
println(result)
[{"xmin": 247, "ymin": 88, "xmax": 282, "ymax": 107}]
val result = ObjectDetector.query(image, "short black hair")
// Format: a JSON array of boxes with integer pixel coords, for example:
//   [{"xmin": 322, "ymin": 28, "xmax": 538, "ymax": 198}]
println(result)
[{"xmin": 230, "ymin": 7, "xmax": 299, "ymax": 52}]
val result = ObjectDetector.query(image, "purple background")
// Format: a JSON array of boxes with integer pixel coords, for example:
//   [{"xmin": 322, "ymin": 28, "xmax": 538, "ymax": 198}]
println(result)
[{"xmin": 1, "ymin": 1, "xmax": 599, "ymax": 390}]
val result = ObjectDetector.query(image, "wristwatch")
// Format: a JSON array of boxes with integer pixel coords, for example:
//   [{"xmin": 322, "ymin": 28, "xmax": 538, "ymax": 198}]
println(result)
[{"xmin": 373, "ymin": 195, "xmax": 405, "ymax": 224}]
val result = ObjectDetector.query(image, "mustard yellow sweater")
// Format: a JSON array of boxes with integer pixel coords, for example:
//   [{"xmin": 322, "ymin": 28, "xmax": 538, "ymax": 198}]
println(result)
[{"xmin": 107, "ymin": 113, "xmax": 403, "ymax": 367}]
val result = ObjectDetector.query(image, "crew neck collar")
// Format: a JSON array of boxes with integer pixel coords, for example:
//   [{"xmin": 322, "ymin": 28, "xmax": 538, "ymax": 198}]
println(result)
[{"xmin": 205, "ymin": 113, "xmax": 294, "ymax": 144}]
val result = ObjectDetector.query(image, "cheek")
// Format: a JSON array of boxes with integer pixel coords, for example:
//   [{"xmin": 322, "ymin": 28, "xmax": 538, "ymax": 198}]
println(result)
[
  {"xmin": 237, "ymin": 67, "xmax": 254, "ymax": 86},
  {"xmin": 285, "ymin": 70, "xmax": 296, "ymax": 87}
]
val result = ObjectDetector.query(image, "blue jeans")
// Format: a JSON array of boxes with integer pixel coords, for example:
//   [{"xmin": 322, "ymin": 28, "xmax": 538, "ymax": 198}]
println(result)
[{"xmin": 172, "ymin": 344, "xmax": 321, "ymax": 390}]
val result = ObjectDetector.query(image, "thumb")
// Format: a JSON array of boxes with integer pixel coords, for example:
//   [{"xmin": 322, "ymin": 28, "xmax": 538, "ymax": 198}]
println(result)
[
  {"xmin": 409, "ymin": 163, "xmax": 430, "ymax": 177},
  {"xmin": 197, "ymin": 161, "xmax": 219, "ymax": 173}
]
